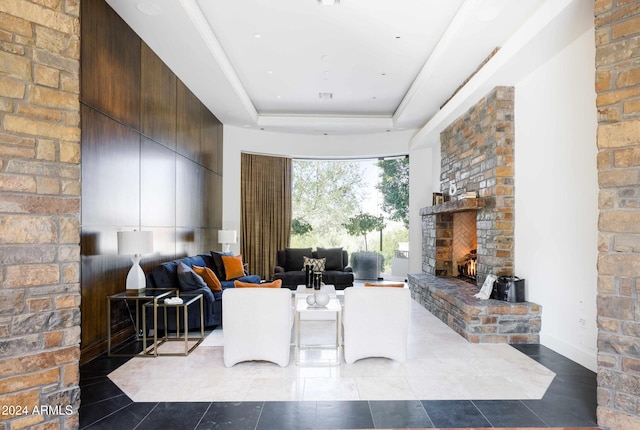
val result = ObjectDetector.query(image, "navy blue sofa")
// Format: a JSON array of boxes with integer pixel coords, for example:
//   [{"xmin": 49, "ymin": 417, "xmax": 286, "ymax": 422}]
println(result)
[{"xmin": 146, "ymin": 253, "xmax": 260, "ymax": 330}]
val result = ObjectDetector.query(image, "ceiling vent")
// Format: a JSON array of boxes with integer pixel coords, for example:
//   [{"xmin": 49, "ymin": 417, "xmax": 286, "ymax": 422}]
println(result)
[{"xmin": 319, "ymin": 92, "xmax": 333, "ymax": 100}]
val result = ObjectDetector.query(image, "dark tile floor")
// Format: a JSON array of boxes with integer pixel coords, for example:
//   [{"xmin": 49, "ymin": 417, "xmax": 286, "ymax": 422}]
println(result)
[{"xmin": 79, "ymin": 344, "xmax": 598, "ymax": 429}]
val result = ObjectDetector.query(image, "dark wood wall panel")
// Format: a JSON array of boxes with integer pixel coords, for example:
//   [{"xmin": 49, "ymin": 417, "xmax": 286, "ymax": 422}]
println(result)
[
  {"xmin": 80, "ymin": 0, "xmax": 223, "ymax": 362},
  {"xmin": 81, "ymin": 0, "xmax": 140, "ymax": 129},
  {"xmin": 176, "ymin": 155, "xmax": 206, "ymax": 228},
  {"xmin": 141, "ymin": 137, "xmax": 176, "ymax": 227},
  {"xmin": 81, "ymin": 105, "xmax": 140, "ymax": 227},
  {"xmin": 141, "ymin": 42, "xmax": 177, "ymax": 150},
  {"xmin": 177, "ymin": 80, "xmax": 202, "ymax": 163},
  {"xmin": 201, "ymin": 105, "xmax": 221, "ymax": 173}
]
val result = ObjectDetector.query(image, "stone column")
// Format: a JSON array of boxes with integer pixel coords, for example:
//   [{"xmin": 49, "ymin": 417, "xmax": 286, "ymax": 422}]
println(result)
[
  {"xmin": 0, "ymin": 1, "xmax": 81, "ymax": 429},
  {"xmin": 595, "ymin": 1, "xmax": 640, "ymax": 428}
]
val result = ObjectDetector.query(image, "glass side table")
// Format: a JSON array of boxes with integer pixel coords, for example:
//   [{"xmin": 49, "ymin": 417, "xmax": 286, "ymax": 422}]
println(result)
[
  {"xmin": 142, "ymin": 292, "xmax": 205, "ymax": 356},
  {"xmin": 106, "ymin": 288, "xmax": 174, "ymax": 357},
  {"xmin": 294, "ymin": 296, "xmax": 342, "ymax": 366}
]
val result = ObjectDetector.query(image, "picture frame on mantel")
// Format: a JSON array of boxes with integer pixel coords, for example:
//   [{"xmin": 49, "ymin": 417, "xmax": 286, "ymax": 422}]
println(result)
[{"xmin": 432, "ymin": 192, "xmax": 444, "ymax": 205}]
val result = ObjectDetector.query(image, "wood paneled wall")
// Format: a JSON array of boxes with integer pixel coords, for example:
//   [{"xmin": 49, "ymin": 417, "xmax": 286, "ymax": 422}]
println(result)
[{"xmin": 80, "ymin": 0, "xmax": 223, "ymax": 362}]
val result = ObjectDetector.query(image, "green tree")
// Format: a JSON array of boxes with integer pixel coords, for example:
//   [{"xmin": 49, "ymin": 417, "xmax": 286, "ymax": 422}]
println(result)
[
  {"xmin": 377, "ymin": 157, "xmax": 409, "ymax": 229},
  {"xmin": 342, "ymin": 213, "xmax": 386, "ymax": 251},
  {"xmin": 292, "ymin": 160, "xmax": 366, "ymax": 247},
  {"xmin": 291, "ymin": 218, "xmax": 313, "ymax": 236}
]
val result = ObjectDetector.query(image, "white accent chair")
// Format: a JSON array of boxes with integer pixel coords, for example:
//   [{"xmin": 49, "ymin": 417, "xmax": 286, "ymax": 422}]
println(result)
[
  {"xmin": 222, "ymin": 288, "xmax": 293, "ymax": 367},
  {"xmin": 343, "ymin": 286, "xmax": 411, "ymax": 364}
]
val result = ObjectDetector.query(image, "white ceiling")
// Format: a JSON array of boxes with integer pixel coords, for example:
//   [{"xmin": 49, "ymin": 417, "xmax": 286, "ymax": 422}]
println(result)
[{"xmin": 106, "ymin": 0, "xmax": 546, "ymax": 135}]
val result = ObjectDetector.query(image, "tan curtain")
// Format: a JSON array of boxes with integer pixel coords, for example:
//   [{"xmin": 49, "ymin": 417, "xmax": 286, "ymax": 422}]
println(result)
[{"xmin": 240, "ymin": 153, "xmax": 292, "ymax": 279}]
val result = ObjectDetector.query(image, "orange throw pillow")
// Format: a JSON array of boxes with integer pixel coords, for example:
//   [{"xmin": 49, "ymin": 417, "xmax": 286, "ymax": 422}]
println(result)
[
  {"xmin": 234, "ymin": 279, "xmax": 282, "ymax": 288},
  {"xmin": 363, "ymin": 282, "xmax": 405, "ymax": 288},
  {"xmin": 221, "ymin": 254, "xmax": 245, "ymax": 280},
  {"xmin": 192, "ymin": 265, "xmax": 222, "ymax": 291}
]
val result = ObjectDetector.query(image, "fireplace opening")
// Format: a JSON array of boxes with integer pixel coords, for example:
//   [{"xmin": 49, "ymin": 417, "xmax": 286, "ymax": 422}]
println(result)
[{"xmin": 457, "ymin": 249, "xmax": 477, "ymax": 283}]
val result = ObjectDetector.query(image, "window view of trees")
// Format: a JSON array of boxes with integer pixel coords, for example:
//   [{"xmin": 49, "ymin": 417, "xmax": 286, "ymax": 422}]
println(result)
[{"xmin": 291, "ymin": 157, "xmax": 409, "ymax": 275}]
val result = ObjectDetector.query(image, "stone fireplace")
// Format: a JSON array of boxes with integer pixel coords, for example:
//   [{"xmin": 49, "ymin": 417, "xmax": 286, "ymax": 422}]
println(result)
[
  {"xmin": 409, "ymin": 86, "xmax": 541, "ymax": 345},
  {"xmin": 421, "ymin": 86, "xmax": 515, "ymax": 286}
]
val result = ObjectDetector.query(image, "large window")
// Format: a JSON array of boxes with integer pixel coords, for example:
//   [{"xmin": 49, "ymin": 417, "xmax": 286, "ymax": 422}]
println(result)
[{"xmin": 291, "ymin": 157, "xmax": 409, "ymax": 276}]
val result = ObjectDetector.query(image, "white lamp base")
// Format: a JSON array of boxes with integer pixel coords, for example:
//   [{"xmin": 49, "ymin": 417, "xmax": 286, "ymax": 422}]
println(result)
[{"xmin": 126, "ymin": 255, "xmax": 146, "ymax": 291}]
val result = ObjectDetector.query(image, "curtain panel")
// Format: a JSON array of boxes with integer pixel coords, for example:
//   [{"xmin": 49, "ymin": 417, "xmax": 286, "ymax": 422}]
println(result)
[{"xmin": 240, "ymin": 153, "xmax": 292, "ymax": 279}]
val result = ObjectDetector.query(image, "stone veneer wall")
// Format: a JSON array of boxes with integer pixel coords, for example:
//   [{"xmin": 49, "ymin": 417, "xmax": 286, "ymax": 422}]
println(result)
[
  {"xmin": 423, "ymin": 86, "xmax": 515, "ymax": 285},
  {"xmin": 0, "ymin": 1, "xmax": 81, "ymax": 429},
  {"xmin": 595, "ymin": 1, "xmax": 640, "ymax": 428}
]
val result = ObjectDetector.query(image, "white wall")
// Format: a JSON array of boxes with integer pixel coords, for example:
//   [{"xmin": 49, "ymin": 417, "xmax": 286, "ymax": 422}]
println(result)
[
  {"xmin": 221, "ymin": 126, "xmax": 414, "ymax": 255},
  {"xmin": 514, "ymin": 28, "xmax": 597, "ymax": 371}
]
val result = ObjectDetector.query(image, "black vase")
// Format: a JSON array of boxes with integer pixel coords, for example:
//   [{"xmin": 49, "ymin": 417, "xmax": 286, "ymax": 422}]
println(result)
[
  {"xmin": 305, "ymin": 265, "xmax": 312, "ymax": 288},
  {"xmin": 313, "ymin": 272, "xmax": 322, "ymax": 290}
]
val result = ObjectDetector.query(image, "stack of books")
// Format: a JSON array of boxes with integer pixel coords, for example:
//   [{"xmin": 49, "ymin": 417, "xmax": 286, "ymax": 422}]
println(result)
[{"xmin": 460, "ymin": 191, "xmax": 478, "ymax": 199}]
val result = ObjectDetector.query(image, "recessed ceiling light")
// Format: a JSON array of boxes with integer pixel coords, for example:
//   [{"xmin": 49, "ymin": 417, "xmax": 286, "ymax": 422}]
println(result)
[
  {"xmin": 136, "ymin": 1, "xmax": 162, "ymax": 16},
  {"xmin": 253, "ymin": 33, "xmax": 262, "ymax": 39},
  {"xmin": 323, "ymin": 70, "xmax": 329, "ymax": 75},
  {"xmin": 320, "ymin": 54, "xmax": 328, "ymax": 61},
  {"xmin": 275, "ymin": 95, "xmax": 281, "ymax": 99},
  {"xmin": 266, "ymin": 70, "xmax": 273, "ymax": 74},
  {"xmin": 319, "ymin": 92, "xmax": 333, "ymax": 100},
  {"xmin": 317, "ymin": 0, "xmax": 340, "ymax": 5}
]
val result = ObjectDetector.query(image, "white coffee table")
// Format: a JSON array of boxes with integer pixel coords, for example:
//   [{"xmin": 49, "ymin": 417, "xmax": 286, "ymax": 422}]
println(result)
[{"xmin": 294, "ymin": 295, "xmax": 342, "ymax": 365}]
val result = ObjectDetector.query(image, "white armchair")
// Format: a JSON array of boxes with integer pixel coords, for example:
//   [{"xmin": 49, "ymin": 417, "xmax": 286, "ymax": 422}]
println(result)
[
  {"xmin": 222, "ymin": 288, "xmax": 293, "ymax": 367},
  {"xmin": 342, "ymin": 286, "xmax": 411, "ymax": 364}
]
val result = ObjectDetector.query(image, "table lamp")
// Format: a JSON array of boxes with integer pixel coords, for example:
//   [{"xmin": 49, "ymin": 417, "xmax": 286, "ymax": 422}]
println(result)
[
  {"xmin": 117, "ymin": 230, "xmax": 153, "ymax": 291},
  {"xmin": 218, "ymin": 230, "xmax": 237, "ymax": 253}
]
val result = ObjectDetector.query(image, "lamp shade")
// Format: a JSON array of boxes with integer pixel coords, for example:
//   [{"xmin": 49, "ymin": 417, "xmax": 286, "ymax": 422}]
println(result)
[
  {"xmin": 117, "ymin": 230, "xmax": 153, "ymax": 256},
  {"xmin": 218, "ymin": 230, "xmax": 237, "ymax": 244}
]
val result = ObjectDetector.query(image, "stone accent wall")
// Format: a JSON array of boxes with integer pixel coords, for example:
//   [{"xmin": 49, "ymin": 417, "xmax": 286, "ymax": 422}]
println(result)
[
  {"xmin": 0, "ymin": 1, "xmax": 81, "ymax": 429},
  {"xmin": 595, "ymin": 1, "xmax": 640, "ymax": 428},
  {"xmin": 423, "ymin": 86, "xmax": 515, "ymax": 285}
]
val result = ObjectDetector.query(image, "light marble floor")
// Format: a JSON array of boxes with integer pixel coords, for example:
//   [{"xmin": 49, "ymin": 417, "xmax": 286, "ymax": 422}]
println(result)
[{"xmin": 108, "ymin": 299, "xmax": 555, "ymax": 402}]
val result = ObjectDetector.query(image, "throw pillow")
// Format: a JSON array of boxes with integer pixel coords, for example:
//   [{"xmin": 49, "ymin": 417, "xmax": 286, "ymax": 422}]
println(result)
[
  {"xmin": 234, "ymin": 279, "xmax": 282, "ymax": 288},
  {"xmin": 303, "ymin": 256, "xmax": 326, "ymax": 272},
  {"xmin": 285, "ymin": 247, "xmax": 312, "ymax": 272},
  {"xmin": 210, "ymin": 251, "xmax": 233, "ymax": 280},
  {"xmin": 177, "ymin": 262, "xmax": 208, "ymax": 291},
  {"xmin": 316, "ymin": 247, "xmax": 343, "ymax": 271},
  {"xmin": 364, "ymin": 282, "xmax": 405, "ymax": 288},
  {"xmin": 192, "ymin": 265, "xmax": 222, "ymax": 291},
  {"xmin": 221, "ymin": 254, "xmax": 245, "ymax": 280}
]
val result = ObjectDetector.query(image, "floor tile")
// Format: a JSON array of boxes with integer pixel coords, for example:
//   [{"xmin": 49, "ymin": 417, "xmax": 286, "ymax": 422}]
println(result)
[
  {"xmin": 256, "ymin": 401, "xmax": 318, "ymax": 430},
  {"xmin": 135, "ymin": 402, "xmax": 210, "ymax": 430},
  {"xmin": 315, "ymin": 401, "xmax": 375, "ymax": 429},
  {"xmin": 79, "ymin": 394, "xmax": 133, "ymax": 429},
  {"xmin": 472, "ymin": 399, "xmax": 548, "ymax": 427},
  {"xmin": 195, "ymin": 402, "xmax": 263, "ymax": 430},
  {"xmin": 83, "ymin": 402, "xmax": 157, "ymax": 430},
  {"xmin": 356, "ymin": 376, "xmax": 416, "ymax": 400},
  {"xmin": 245, "ymin": 377, "xmax": 304, "ymax": 401},
  {"xmin": 370, "ymin": 400, "xmax": 433, "ymax": 428},
  {"xmin": 422, "ymin": 400, "xmax": 490, "ymax": 428},
  {"xmin": 302, "ymin": 377, "xmax": 359, "ymax": 401}
]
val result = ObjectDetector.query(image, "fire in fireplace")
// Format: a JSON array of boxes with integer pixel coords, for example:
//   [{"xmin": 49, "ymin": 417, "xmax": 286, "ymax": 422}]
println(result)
[{"xmin": 457, "ymin": 249, "xmax": 477, "ymax": 281}]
